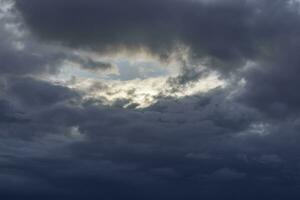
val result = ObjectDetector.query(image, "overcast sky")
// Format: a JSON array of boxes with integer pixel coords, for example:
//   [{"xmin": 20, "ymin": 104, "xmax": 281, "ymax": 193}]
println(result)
[{"xmin": 1, "ymin": 0, "xmax": 300, "ymax": 199}]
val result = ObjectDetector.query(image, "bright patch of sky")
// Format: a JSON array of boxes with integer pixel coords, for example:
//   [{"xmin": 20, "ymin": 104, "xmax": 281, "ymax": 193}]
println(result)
[{"xmin": 46, "ymin": 52, "xmax": 225, "ymax": 109}]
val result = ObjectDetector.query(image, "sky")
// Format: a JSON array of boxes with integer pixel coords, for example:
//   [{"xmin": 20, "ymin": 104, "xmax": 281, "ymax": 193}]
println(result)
[{"xmin": 1, "ymin": 0, "xmax": 300, "ymax": 199}]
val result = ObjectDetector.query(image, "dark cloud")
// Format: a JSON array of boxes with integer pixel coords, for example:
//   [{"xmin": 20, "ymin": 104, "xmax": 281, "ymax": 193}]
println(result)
[
  {"xmin": 6, "ymin": 77, "xmax": 79, "ymax": 109},
  {"xmin": 66, "ymin": 55, "xmax": 116, "ymax": 72},
  {"xmin": 0, "ymin": 82, "xmax": 300, "ymax": 199},
  {"xmin": 1, "ymin": 0, "xmax": 300, "ymax": 199},
  {"xmin": 0, "ymin": 1, "xmax": 67, "ymax": 76},
  {"xmin": 15, "ymin": 0, "xmax": 300, "ymax": 71},
  {"xmin": 0, "ymin": 91, "xmax": 300, "ymax": 199},
  {"xmin": 0, "ymin": 39, "xmax": 60, "ymax": 75},
  {"xmin": 77, "ymin": 60, "xmax": 115, "ymax": 72},
  {"xmin": 0, "ymin": 100, "xmax": 29, "ymax": 124},
  {"xmin": 240, "ymin": 41, "xmax": 300, "ymax": 118}
]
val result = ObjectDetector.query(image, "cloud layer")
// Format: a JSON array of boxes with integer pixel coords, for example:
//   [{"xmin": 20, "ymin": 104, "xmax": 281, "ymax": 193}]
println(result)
[
  {"xmin": 16, "ymin": 0, "xmax": 300, "ymax": 69},
  {"xmin": 1, "ymin": 0, "xmax": 300, "ymax": 199}
]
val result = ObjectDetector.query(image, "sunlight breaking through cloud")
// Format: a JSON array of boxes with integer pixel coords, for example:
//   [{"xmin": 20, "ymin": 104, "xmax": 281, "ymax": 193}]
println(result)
[{"xmin": 59, "ymin": 71, "xmax": 225, "ymax": 108}]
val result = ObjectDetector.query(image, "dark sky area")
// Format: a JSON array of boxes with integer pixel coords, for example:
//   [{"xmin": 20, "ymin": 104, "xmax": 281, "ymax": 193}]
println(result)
[{"xmin": 1, "ymin": 0, "xmax": 300, "ymax": 199}]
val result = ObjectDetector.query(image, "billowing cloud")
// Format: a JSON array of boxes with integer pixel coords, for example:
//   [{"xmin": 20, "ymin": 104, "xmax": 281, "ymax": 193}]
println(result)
[
  {"xmin": 1, "ymin": 0, "xmax": 300, "ymax": 199},
  {"xmin": 0, "ymin": 3, "xmax": 62, "ymax": 75},
  {"xmin": 15, "ymin": 0, "xmax": 300, "ymax": 72}
]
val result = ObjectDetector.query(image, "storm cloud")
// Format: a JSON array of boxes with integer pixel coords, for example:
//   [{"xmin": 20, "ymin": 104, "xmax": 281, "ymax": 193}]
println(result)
[
  {"xmin": 15, "ymin": 0, "xmax": 300, "ymax": 70},
  {"xmin": 1, "ymin": 0, "xmax": 300, "ymax": 199}
]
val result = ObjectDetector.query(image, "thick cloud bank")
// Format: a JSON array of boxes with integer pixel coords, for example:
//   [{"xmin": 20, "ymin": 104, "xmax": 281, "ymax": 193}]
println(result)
[
  {"xmin": 1, "ymin": 0, "xmax": 300, "ymax": 199},
  {"xmin": 15, "ymin": 0, "xmax": 300, "ymax": 70}
]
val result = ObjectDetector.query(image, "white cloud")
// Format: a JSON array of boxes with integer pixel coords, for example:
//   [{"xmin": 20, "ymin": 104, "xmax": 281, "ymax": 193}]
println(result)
[{"xmin": 59, "ymin": 71, "xmax": 225, "ymax": 108}]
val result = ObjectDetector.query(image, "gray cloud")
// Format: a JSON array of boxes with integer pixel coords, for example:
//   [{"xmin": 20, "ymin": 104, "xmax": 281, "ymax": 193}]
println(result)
[
  {"xmin": 1, "ymin": 6, "xmax": 62, "ymax": 76},
  {"xmin": 0, "ymin": 79, "xmax": 300, "ymax": 199},
  {"xmin": 15, "ymin": 0, "xmax": 300, "ymax": 72},
  {"xmin": 0, "ymin": 87, "xmax": 299, "ymax": 199},
  {"xmin": 1, "ymin": 0, "xmax": 300, "ymax": 199},
  {"xmin": 6, "ymin": 77, "xmax": 79, "ymax": 109},
  {"xmin": 240, "ymin": 44, "xmax": 300, "ymax": 118},
  {"xmin": 66, "ymin": 55, "xmax": 116, "ymax": 72}
]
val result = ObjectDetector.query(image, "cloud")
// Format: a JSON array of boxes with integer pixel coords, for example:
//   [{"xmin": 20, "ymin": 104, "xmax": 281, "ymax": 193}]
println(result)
[
  {"xmin": 0, "ymin": 80, "xmax": 300, "ymax": 199},
  {"xmin": 1, "ymin": 0, "xmax": 300, "ymax": 199},
  {"xmin": 240, "ymin": 49, "xmax": 300, "ymax": 118},
  {"xmin": 206, "ymin": 168, "xmax": 246, "ymax": 181},
  {"xmin": 15, "ymin": 0, "xmax": 300, "ymax": 72},
  {"xmin": 6, "ymin": 77, "xmax": 79, "ymax": 109},
  {"xmin": 65, "ymin": 54, "xmax": 117, "ymax": 72},
  {"xmin": 0, "ymin": 1, "xmax": 65, "ymax": 75}
]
